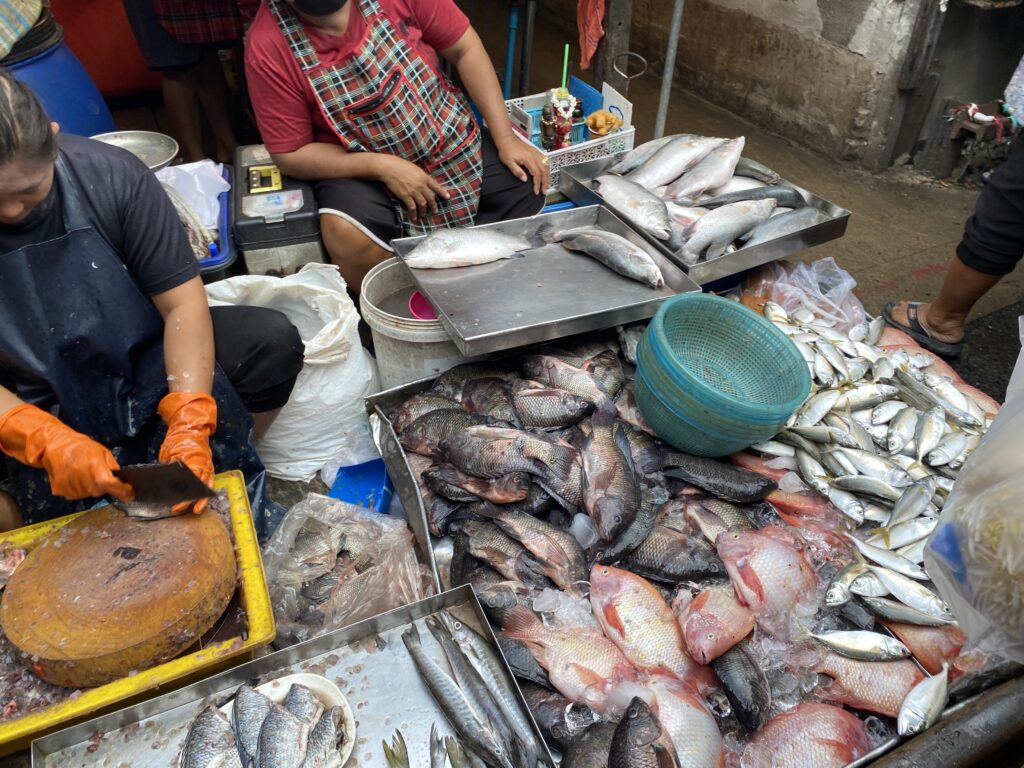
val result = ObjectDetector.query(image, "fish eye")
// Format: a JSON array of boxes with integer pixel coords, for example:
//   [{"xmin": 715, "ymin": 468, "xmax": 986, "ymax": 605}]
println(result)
[
  {"xmin": 614, "ymin": 515, "xmax": 622, "ymax": 523},
  {"xmin": 707, "ymin": 633, "xmax": 715, "ymax": 640}
]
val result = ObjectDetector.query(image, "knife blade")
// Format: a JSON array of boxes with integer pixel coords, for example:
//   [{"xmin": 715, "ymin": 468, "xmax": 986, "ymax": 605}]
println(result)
[{"xmin": 114, "ymin": 462, "xmax": 215, "ymax": 506}]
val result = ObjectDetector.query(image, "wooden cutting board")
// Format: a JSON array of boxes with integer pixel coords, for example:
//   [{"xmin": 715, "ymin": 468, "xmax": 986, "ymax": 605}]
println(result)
[{"xmin": 0, "ymin": 505, "xmax": 236, "ymax": 688}]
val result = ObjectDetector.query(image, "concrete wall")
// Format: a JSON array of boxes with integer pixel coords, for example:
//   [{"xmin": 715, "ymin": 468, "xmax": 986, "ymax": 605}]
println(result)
[{"xmin": 539, "ymin": 0, "xmax": 927, "ymax": 170}]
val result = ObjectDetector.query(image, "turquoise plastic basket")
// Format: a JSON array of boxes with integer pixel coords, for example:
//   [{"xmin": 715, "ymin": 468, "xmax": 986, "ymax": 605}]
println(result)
[{"xmin": 635, "ymin": 293, "xmax": 811, "ymax": 456}]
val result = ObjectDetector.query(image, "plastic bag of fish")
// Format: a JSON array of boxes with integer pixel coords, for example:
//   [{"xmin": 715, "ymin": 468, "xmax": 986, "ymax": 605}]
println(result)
[
  {"xmin": 596, "ymin": 134, "xmax": 830, "ymax": 266},
  {"xmin": 262, "ymin": 494, "xmax": 432, "ymax": 648},
  {"xmin": 386, "ymin": 320, "xmax": 1012, "ymax": 768}
]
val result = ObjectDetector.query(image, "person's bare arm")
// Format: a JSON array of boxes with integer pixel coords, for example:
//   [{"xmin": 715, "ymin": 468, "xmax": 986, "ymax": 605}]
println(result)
[
  {"xmin": 271, "ymin": 143, "xmax": 449, "ymax": 221},
  {"xmin": 442, "ymin": 27, "xmax": 550, "ymax": 194},
  {"xmin": 0, "ymin": 385, "xmax": 19, "ymax": 416},
  {"xmin": 151, "ymin": 277, "xmax": 215, "ymax": 395}
]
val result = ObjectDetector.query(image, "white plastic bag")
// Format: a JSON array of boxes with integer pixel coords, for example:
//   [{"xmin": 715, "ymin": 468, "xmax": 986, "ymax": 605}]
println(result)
[
  {"xmin": 206, "ymin": 263, "xmax": 380, "ymax": 481},
  {"xmin": 926, "ymin": 319, "xmax": 1021, "ymax": 661},
  {"xmin": 156, "ymin": 160, "xmax": 229, "ymax": 229},
  {"xmin": 768, "ymin": 257, "xmax": 866, "ymax": 332}
]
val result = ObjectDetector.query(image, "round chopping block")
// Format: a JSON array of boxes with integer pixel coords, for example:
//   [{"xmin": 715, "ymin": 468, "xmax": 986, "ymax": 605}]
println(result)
[{"xmin": 0, "ymin": 505, "xmax": 236, "ymax": 687}]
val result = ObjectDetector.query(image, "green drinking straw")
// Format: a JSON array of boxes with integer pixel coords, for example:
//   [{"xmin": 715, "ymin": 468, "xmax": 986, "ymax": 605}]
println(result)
[{"xmin": 561, "ymin": 43, "xmax": 570, "ymax": 94}]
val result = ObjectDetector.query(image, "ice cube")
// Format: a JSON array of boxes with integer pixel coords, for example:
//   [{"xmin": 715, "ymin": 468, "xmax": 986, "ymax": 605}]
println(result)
[
  {"xmin": 863, "ymin": 714, "xmax": 896, "ymax": 747},
  {"xmin": 774, "ymin": 672, "xmax": 799, "ymax": 696},
  {"xmin": 569, "ymin": 513, "xmax": 600, "ymax": 550},
  {"xmin": 778, "ymin": 471, "xmax": 809, "ymax": 493}
]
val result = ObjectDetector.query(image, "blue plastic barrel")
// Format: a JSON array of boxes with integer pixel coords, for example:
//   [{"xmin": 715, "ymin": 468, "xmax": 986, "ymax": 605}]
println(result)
[{"xmin": 7, "ymin": 40, "xmax": 115, "ymax": 137}]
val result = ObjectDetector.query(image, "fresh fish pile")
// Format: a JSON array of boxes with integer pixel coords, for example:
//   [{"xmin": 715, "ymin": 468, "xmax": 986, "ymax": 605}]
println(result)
[
  {"xmin": 402, "ymin": 611, "xmax": 551, "ymax": 768},
  {"xmin": 179, "ymin": 681, "xmax": 346, "ymax": 768},
  {"xmin": 395, "ymin": 325, "xmax": 1009, "ymax": 767},
  {"xmin": 600, "ymin": 134, "xmax": 828, "ymax": 265}
]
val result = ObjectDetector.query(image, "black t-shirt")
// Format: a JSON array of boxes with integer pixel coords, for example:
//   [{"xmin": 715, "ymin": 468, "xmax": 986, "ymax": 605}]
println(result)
[{"xmin": 0, "ymin": 134, "xmax": 200, "ymax": 295}]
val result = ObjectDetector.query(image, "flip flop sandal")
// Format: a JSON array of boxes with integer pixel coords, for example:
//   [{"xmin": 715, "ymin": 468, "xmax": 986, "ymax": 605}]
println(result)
[{"xmin": 882, "ymin": 302, "xmax": 964, "ymax": 357}]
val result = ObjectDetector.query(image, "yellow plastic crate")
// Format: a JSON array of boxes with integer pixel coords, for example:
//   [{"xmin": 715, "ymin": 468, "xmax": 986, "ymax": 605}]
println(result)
[{"xmin": 0, "ymin": 470, "xmax": 274, "ymax": 755}]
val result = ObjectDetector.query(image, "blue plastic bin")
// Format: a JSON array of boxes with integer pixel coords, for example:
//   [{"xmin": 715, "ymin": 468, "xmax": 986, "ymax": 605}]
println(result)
[{"xmin": 328, "ymin": 458, "xmax": 394, "ymax": 514}]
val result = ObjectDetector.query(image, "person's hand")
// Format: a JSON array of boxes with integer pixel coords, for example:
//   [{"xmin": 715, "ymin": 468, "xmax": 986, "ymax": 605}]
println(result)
[
  {"xmin": 0, "ymin": 404, "xmax": 134, "ymax": 502},
  {"xmin": 158, "ymin": 392, "xmax": 217, "ymax": 514},
  {"xmin": 495, "ymin": 133, "xmax": 550, "ymax": 195},
  {"xmin": 375, "ymin": 155, "xmax": 450, "ymax": 221}
]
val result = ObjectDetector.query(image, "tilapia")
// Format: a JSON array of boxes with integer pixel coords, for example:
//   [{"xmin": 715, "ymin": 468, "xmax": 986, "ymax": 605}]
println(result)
[
  {"xmin": 513, "ymin": 387, "xmax": 595, "ymax": 429},
  {"xmin": 403, "ymin": 228, "xmax": 533, "ymax": 269},
  {"xmin": 609, "ymin": 696, "xmax": 679, "ymax": 768},
  {"xmin": 390, "ymin": 393, "xmax": 459, "ymax": 433},
  {"xmin": 518, "ymin": 683, "xmax": 600, "ymax": 751},
  {"xmin": 662, "ymin": 451, "xmax": 776, "ymax": 504},
  {"xmin": 441, "ymin": 425, "xmax": 577, "ymax": 480},
  {"xmin": 523, "ymin": 354, "xmax": 613, "ymax": 407},
  {"xmin": 581, "ymin": 409, "xmax": 641, "ymax": 540},
  {"xmin": 431, "ymin": 364, "xmax": 514, "ymax": 400},
  {"xmin": 423, "ymin": 465, "xmax": 531, "ymax": 505},
  {"xmin": 590, "ymin": 565, "xmax": 715, "ymax": 690},
  {"xmin": 400, "ymin": 409, "xmax": 495, "ymax": 459},
  {"xmin": 452, "ymin": 520, "xmax": 553, "ymax": 589},
  {"xmin": 710, "ymin": 642, "xmax": 771, "ymax": 732},
  {"xmin": 590, "ymin": 487, "xmax": 666, "ymax": 564},
  {"xmin": 595, "ymin": 174, "xmax": 673, "ymax": 240},
  {"xmin": 284, "ymin": 684, "xmax": 324, "ymax": 725},
  {"xmin": 535, "ymin": 224, "xmax": 665, "ymax": 288},
  {"xmin": 677, "ymin": 199, "xmax": 776, "ymax": 265},
  {"xmin": 745, "ymin": 703, "xmax": 872, "ymax": 768},
  {"xmin": 302, "ymin": 707, "xmax": 345, "ymax": 768},
  {"xmin": 813, "ymin": 652, "xmax": 924, "ymax": 717},
  {"xmin": 232, "ymin": 684, "xmax": 272, "ymax": 768},
  {"xmin": 462, "ymin": 378, "xmax": 520, "ymax": 424},
  {"xmin": 665, "ymin": 136, "xmax": 745, "ymax": 203},
  {"xmin": 560, "ymin": 722, "xmax": 618, "ymax": 768},
  {"xmin": 581, "ymin": 349, "xmax": 626, "ymax": 398},
  {"xmin": 181, "ymin": 705, "xmax": 242, "ymax": 768},
  {"xmin": 625, "ymin": 523, "xmax": 726, "ymax": 583},
  {"xmin": 497, "ymin": 634, "xmax": 550, "ymax": 687},
  {"xmin": 716, "ymin": 530, "xmax": 817, "ymax": 639},
  {"xmin": 701, "ymin": 185, "xmax": 805, "ymax": 210},
  {"xmin": 645, "ymin": 674, "xmax": 725, "ymax": 768},
  {"xmin": 257, "ymin": 705, "xmax": 310, "ymax": 768},
  {"xmin": 502, "ymin": 605, "xmax": 635, "ymax": 713},
  {"xmin": 674, "ymin": 583, "xmax": 754, "ymax": 664}
]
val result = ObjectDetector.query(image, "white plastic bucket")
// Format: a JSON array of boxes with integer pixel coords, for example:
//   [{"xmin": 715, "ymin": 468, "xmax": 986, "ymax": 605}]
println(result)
[{"xmin": 360, "ymin": 258, "xmax": 476, "ymax": 388}]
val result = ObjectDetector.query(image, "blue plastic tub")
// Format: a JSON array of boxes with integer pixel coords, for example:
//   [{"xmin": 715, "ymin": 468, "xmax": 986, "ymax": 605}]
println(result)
[{"xmin": 198, "ymin": 165, "xmax": 236, "ymax": 281}]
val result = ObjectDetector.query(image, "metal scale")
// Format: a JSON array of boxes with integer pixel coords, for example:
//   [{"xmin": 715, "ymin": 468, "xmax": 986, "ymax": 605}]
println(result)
[{"xmin": 231, "ymin": 144, "xmax": 326, "ymax": 276}]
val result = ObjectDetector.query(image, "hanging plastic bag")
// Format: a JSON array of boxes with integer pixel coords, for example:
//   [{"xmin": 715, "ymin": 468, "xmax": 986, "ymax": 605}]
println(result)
[
  {"xmin": 156, "ymin": 160, "xmax": 229, "ymax": 229},
  {"xmin": 206, "ymin": 263, "xmax": 380, "ymax": 481},
  {"xmin": 926, "ymin": 317, "xmax": 1024, "ymax": 662},
  {"xmin": 262, "ymin": 493, "xmax": 432, "ymax": 648},
  {"xmin": 764, "ymin": 257, "xmax": 866, "ymax": 332}
]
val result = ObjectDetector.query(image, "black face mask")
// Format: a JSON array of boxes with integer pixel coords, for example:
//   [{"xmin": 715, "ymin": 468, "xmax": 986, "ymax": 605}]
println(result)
[{"xmin": 292, "ymin": 0, "xmax": 349, "ymax": 15}]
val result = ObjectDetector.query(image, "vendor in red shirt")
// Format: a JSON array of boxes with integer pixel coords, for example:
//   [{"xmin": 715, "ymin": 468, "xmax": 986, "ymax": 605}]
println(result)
[{"xmin": 246, "ymin": 0, "xmax": 549, "ymax": 289}]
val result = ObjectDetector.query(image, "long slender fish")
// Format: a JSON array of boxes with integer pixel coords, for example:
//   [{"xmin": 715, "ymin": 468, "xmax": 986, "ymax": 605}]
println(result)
[{"xmin": 535, "ymin": 224, "xmax": 665, "ymax": 288}]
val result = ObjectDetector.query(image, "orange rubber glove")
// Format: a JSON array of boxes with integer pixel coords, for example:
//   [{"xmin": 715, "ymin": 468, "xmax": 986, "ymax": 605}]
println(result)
[
  {"xmin": 0, "ymin": 404, "xmax": 134, "ymax": 502},
  {"xmin": 158, "ymin": 392, "xmax": 217, "ymax": 514}
]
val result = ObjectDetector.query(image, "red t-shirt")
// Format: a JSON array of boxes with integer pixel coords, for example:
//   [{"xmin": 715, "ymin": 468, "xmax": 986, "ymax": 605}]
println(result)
[{"xmin": 245, "ymin": 0, "xmax": 470, "ymax": 154}]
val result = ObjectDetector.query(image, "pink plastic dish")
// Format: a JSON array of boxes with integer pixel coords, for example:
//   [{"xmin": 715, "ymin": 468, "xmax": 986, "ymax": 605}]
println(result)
[{"xmin": 408, "ymin": 290, "xmax": 439, "ymax": 320}]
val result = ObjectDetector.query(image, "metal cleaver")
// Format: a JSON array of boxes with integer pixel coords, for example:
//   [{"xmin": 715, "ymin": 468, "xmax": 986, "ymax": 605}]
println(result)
[{"xmin": 114, "ymin": 461, "xmax": 216, "ymax": 506}]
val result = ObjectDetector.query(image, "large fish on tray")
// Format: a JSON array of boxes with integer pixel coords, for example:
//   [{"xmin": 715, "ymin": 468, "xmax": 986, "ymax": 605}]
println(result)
[
  {"xmin": 664, "ymin": 137, "xmax": 745, "ymax": 204},
  {"xmin": 441, "ymin": 426, "xmax": 577, "ymax": 481},
  {"xmin": 534, "ymin": 224, "xmax": 665, "ymax": 289},
  {"xmin": 403, "ymin": 228, "xmax": 535, "ymax": 269},
  {"xmin": 676, "ymin": 198, "xmax": 776, "ymax": 265},
  {"xmin": 624, "ymin": 134, "xmax": 726, "ymax": 189},
  {"xmin": 594, "ymin": 174, "xmax": 673, "ymax": 241}
]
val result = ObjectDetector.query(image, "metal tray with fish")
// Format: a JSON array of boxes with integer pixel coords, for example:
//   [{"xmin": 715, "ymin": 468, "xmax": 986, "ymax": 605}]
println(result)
[
  {"xmin": 559, "ymin": 156, "xmax": 851, "ymax": 286},
  {"xmin": 391, "ymin": 205, "xmax": 700, "ymax": 357},
  {"xmin": 31, "ymin": 585, "xmax": 554, "ymax": 768}
]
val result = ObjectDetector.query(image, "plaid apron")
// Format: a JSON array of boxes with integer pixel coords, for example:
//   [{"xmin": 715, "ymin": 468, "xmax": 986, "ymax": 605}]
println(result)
[
  {"xmin": 269, "ymin": 0, "xmax": 483, "ymax": 235},
  {"xmin": 154, "ymin": 0, "xmax": 258, "ymax": 45}
]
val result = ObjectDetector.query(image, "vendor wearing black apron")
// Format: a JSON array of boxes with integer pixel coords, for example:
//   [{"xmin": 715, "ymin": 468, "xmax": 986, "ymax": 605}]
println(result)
[
  {"xmin": 245, "ymin": 0, "xmax": 550, "ymax": 291},
  {"xmin": 0, "ymin": 73, "xmax": 304, "ymax": 532}
]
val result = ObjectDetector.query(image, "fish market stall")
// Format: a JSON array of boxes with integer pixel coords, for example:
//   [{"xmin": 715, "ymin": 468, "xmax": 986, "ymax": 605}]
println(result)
[
  {"xmin": 358, "ymin": 273, "xmax": 1019, "ymax": 767},
  {"xmin": 0, "ymin": 472, "xmax": 274, "ymax": 755},
  {"xmin": 30, "ymin": 586, "xmax": 553, "ymax": 768}
]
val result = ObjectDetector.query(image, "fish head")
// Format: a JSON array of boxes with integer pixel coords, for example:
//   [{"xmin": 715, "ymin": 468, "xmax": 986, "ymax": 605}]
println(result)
[
  {"xmin": 620, "ymin": 696, "xmax": 663, "ymax": 745},
  {"xmin": 824, "ymin": 582, "xmax": 850, "ymax": 607},
  {"xmin": 593, "ymin": 497, "xmax": 629, "ymax": 540},
  {"xmin": 522, "ymin": 356, "xmax": 553, "ymax": 381},
  {"xmin": 679, "ymin": 591, "xmax": 732, "ymax": 665}
]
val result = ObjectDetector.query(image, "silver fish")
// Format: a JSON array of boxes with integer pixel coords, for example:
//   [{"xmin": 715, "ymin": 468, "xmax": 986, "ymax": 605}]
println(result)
[
  {"xmin": 835, "ymin": 449, "xmax": 913, "ymax": 487},
  {"xmin": 792, "ymin": 308, "xmax": 816, "ymax": 324},
  {"xmin": 898, "ymin": 667, "xmax": 948, "ymax": 736},
  {"xmin": 742, "ymin": 206, "xmax": 824, "ymax": 249},
  {"xmin": 609, "ymin": 135, "xmax": 680, "ymax": 174},
  {"xmin": 258, "ymin": 705, "xmax": 310, "ymax": 768},
  {"xmin": 814, "ymin": 352, "xmax": 836, "ymax": 387},
  {"xmin": 843, "ymin": 533, "xmax": 928, "ymax": 580},
  {"xmin": 810, "ymin": 630, "xmax": 910, "ymax": 662},
  {"xmin": 181, "ymin": 705, "xmax": 242, "ymax": 768},
  {"xmin": 816, "ymin": 342, "xmax": 850, "ymax": 383},
  {"xmin": 861, "ymin": 596, "xmax": 953, "ymax": 627},
  {"xmin": 872, "ymin": 356, "xmax": 896, "ymax": 382},
  {"xmin": 596, "ymin": 174, "xmax": 672, "ymax": 240},
  {"xmin": 915, "ymin": 407, "xmax": 946, "ymax": 462},
  {"xmin": 536, "ymin": 224, "xmax": 664, "ymax": 288},
  {"xmin": 868, "ymin": 566, "xmax": 954, "ymax": 622},
  {"xmin": 836, "ymin": 384, "xmax": 899, "ymax": 411},
  {"xmin": 896, "ymin": 538, "xmax": 928, "ymax": 564},
  {"xmin": 833, "ymin": 475, "xmax": 902, "ymax": 502},
  {"xmin": 887, "ymin": 407, "xmax": 919, "ymax": 454},
  {"xmin": 825, "ymin": 561, "xmax": 868, "ymax": 607},
  {"xmin": 796, "ymin": 449, "xmax": 830, "ymax": 495},
  {"xmin": 947, "ymin": 433, "xmax": 981, "ymax": 470},
  {"xmin": 926, "ymin": 432, "xmax": 968, "ymax": 467},
  {"xmin": 763, "ymin": 301, "xmax": 790, "ymax": 323},
  {"xmin": 403, "ymin": 229, "xmax": 533, "ymax": 269},
  {"xmin": 796, "ymin": 390, "xmax": 841, "ymax": 427},
  {"xmin": 868, "ymin": 517, "xmax": 937, "ymax": 550},
  {"xmin": 793, "ymin": 339, "xmax": 816, "ymax": 365},
  {"xmin": 848, "ymin": 571, "xmax": 890, "ymax": 598},
  {"xmin": 750, "ymin": 439, "xmax": 795, "ymax": 457},
  {"xmin": 871, "ymin": 401, "xmax": 908, "ymax": 425},
  {"xmin": 788, "ymin": 425, "xmax": 858, "ymax": 448},
  {"xmin": 624, "ymin": 134, "xmax": 725, "ymax": 188},
  {"xmin": 677, "ymin": 198, "xmax": 776, "ymax": 264},
  {"xmin": 866, "ymin": 316, "xmax": 886, "ymax": 345},
  {"xmin": 735, "ymin": 155, "xmax": 782, "ymax": 184},
  {"xmin": 846, "ymin": 357, "xmax": 871, "ymax": 382},
  {"xmin": 863, "ymin": 504, "xmax": 892, "ymax": 525},
  {"xmin": 826, "ymin": 485, "xmax": 865, "ymax": 522},
  {"xmin": 233, "ymin": 684, "xmax": 273, "ymax": 768},
  {"xmin": 848, "ymin": 323, "xmax": 869, "ymax": 343},
  {"xmin": 665, "ymin": 136, "xmax": 745, "ymax": 203},
  {"xmin": 888, "ymin": 478, "xmax": 937, "ymax": 527}
]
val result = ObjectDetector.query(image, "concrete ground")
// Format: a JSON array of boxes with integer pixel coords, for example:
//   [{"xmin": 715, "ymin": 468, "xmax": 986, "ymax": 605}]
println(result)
[{"xmin": 463, "ymin": 0, "xmax": 1022, "ymax": 400}]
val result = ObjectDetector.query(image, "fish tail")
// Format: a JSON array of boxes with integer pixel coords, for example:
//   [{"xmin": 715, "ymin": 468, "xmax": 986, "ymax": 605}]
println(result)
[{"xmin": 528, "ymin": 223, "xmax": 558, "ymax": 249}]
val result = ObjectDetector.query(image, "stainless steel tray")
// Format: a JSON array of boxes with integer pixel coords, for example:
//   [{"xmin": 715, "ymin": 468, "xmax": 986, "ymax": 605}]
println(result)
[
  {"xmin": 391, "ymin": 205, "xmax": 700, "ymax": 356},
  {"xmin": 31, "ymin": 586, "xmax": 552, "ymax": 768},
  {"xmin": 559, "ymin": 155, "xmax": 851, "ymax": 285}
]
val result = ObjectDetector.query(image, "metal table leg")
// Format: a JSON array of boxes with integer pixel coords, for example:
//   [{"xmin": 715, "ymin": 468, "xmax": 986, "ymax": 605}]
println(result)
[{"xmin": 518, "ymin": 0, "xmax": 536, "ymax": 96}]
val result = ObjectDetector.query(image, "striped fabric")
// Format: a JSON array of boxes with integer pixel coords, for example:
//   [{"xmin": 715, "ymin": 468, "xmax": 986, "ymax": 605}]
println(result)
[
  {"xmin": 153, "ymin": 0, "xmax": 259, "ymax": 45},
  {"xmin": 0, "ymin": 0, "xmax": 40, "ymax": 59},
  {"xmin": 269, "ymin": 0, "xmax": 483, "ymax": 236}
]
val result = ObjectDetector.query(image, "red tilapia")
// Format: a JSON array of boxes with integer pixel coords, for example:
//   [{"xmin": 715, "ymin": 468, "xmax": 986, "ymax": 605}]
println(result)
[
  {"xmin": 590, "ymin": 565, "xmax": 716, "ymax": 694},
  {"xmin": 503, "ymin": 605, "xmax": 636, "ymax": 712},
  {"xmin": 728, "ymin": 452, "xmax": 788, "ymax": 482},
  {"xmin": 645, "ymin": 674, "xmax": 725, "ymax": 768},
  {"xmin": 881, "ymin": 621, "xmax": 966, "ymax": 675},
  {"xmin": 715, "ymin": 530, "xmax": 818, "ymax": 639},
  {"xmin": 813, "ymin": 651, "xmax": 924, "ymax": 717},
  {"xmin": 744, "ymin": 702, "xmax": 872, "ymax": 768},
  {"xmin": 673, "ymin": 584, "xmax": 754, "ymax": 665}
]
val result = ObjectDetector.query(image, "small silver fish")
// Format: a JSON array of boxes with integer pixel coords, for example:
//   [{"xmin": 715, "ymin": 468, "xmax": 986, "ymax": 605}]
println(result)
[
  {"xmin": 796, "ymin": 390, "xmax": 841, "ymax": 427},
  {"xmin": 810, "ymin": 630, "xmax": 911, "ymax": 662},
  {"xmin": 871, "ymin": 401, "xmax": 909, "ymax": 425},
  {"xmin": 835, "ymin": 448, "xmax": 913, "ymax": 487},
  {"xmin": 814, "ymin": 352, "xmax": 836, "ymax": 387},
  {"xmin": 868, "ymin": 566, "xmax": 954, "ymax": 622},
  {"xmin": 403, "ymin": 229, "xmax": 533, "ymax": 269},
  {"xmin": 888, "ymin": 478, "xmax": 937, "ymax": 527},
  {"xmin": 825, "ymin": 561, "xmax": 868, "ymax": 607},
  {"xmin": 866, "ymin": 316, "xmax": 886, "ymax": 346},
  {"xmin": 826, "ymin": 487, "xmax": 866, "ymax": 524},
  {"xmin": 868, "ymin": 517, "xmax": 937, "ymax": 550},
  {"xmin": 843, "ymin": 533, "xmax": 929, "ymax": 580},
  {"xmin": 887, "ymin": 407, "xmax": 920, "ymax": 454},
  {"xmin": 915, "ymin": 408, "xmax": 947, "ymax": 462},
  {"xmin": 861, "ymin": 596, "xmax": 953, "ymax": 627},
  {"xmin": 926, "ymin": 432, "xmax": 968, "ymax": 467},
  {"xmin": 836, "ymin": 384, "xmax": 899, "ymax": 411},
  {"xmin": 898, "ymin": 667, "xmax": 948, "ymax": 736},
  {"xmin": 849, "ymin": 571, "xmax": 890, "ymax": 598},
  {"xmin": 833, "ymin": 475, "xmax": 902, "ymax": 503}
]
